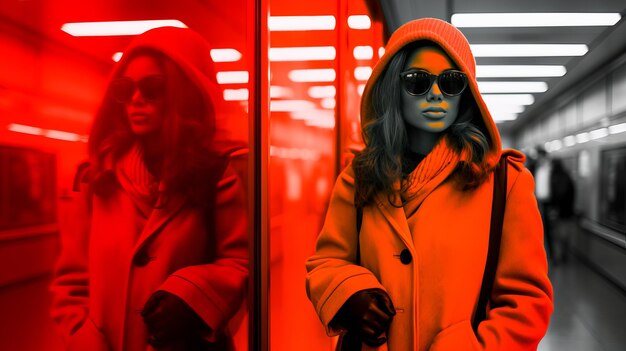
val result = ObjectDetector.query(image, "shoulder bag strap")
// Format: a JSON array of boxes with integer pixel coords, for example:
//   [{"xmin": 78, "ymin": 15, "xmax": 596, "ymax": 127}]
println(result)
[
  {"xmin": 355, "ymin": 204, "xmax": 363, "ymax": 264},
  {"xmin": 472, "ymin": 155, "xmax": 508, "ymax": 332}
]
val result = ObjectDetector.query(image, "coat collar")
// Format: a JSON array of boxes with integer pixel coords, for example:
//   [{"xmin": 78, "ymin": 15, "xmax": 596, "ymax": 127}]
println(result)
[
  {"xmin": 375, "ymin": 194, "xmax": 414, "ymax": 250},
  {"xmin": 133, "ymin": 192, "xmax": 188, "ymax": 253}
]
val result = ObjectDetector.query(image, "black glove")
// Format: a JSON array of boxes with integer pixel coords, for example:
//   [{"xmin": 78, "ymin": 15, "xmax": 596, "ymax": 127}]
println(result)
[
  {"xmin": 332, "ymin": 288, "xmax": 396, "ymax": 347},
  {"xmin": 141, "ymin": 290, "xmax": 208, "ymax": 348}
]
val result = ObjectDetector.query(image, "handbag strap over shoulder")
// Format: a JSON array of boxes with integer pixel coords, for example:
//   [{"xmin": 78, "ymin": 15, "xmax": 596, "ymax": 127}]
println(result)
[
  {"xmin": 472, "ymin": 155, "xmax": 508, "ymax": 332},
  {"xmin": 355, "ymin": 205, "xmax": 363, "ymax": 264}
]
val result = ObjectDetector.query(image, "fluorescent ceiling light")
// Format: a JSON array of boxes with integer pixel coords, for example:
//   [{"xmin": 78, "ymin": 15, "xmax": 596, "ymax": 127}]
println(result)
[
  {"xmin": 478, "ymin": 81, "xmax": 548, "ymax": 93},
  {"xmin": 486, "ymin": 104, "xmax": 526, "ymax": 114},
  {"xmin": 269, "ymin": 16, "xmax": 336, "ymax": 31},
  {"xmin": 270, "ymin": 86, "xmax": 293, "ymax": 98},
  {"xmin": 216, "ymin": 71, "xmax": 249, "ymax": 84},
  {"xmin": 45, "ymin": 129, "xmax": 80, "ymax": 142},
  {"xmin": 482, "ymin": 94, "xmax": 535, "ymax": 105},
  {"xmin": 270, "ymin": 100, "xmax": 316, "ymax": 112},
  {"xmin": 492, "ymin": 113, "xmax": 518, "ymax": 122},
  {"xmin": 8, "ymin": 123, "xmax": 87, "ymax": 142},
  {"xmin": 563, "ymin": 135, "xmax": 576, "ymax": 147},
  {"xmin": 223, "ymin": 88, "xmax": 249, "ymax": 101},
  {"xmin": 545, "ymin": 140, "xmax": 563, "ymax": 152},
  {"xmin": 348, "ymin": 15, "xmax": 371, "ymax": 29},
  {"xmin": 576, "ymin": 132, "xmax": 590, "ymax": 143},
  {"xmin": 270, "ymin": 46, "xmax": 336, "ymax": 61},
  {"xmin": 609, "ymin": 122, "xmax": 626, "ymax": 134},
  {"xmin": 589, "ymin": 127, "xmax": 609, "ymax": 140},
  {"xmin": 357, "ymin": 84, "xmax": 366, "ymax": 96},
  {"xmin": 112, "ymin": 52, "xmax": 123, "ymax": 62},
  {"xmin": 270, "ymin": 146, "xmax": 320, "ymax": 160},
  {"xmin": 308, "ymin": 86, "xmax": 336, "ymax": 99},
  {"xmin": 297, "ymin": 111, "xmax": 336, "ymax": 129},
  {"xmin": 452, "ymin": 13, "xmax": 621, "ymax": 27},
  {"xmin": 471, "ymin": 44, "xmax": 588, "ymax": 57},
  {"xmin": 353, "ymin": 46, "xmax": 374, "ymax": 60},
  {"xmin": 477, "ymin": 65, "xmax": 566, "ymax": 78},
  {"xmin": 321, "ymin": 98, "xmax": 336, "ymax": 109},
  {"xmin": 8, "ymin": 123, "xmax": 43, "ymax": 136},
  {"xmin": 211, "ymin": 49, "xmax": 242, "ymax": 62},
  {"xmin": 305, "ymin": 117, "xmax": 335, "ymax": 129},
  {"xmin": 354, "ymin": 66, "xmax": 372, "ymax": 81},
  {"xmin": 61, "ymin": 20, "xmax": 187, "ymax": 36},
  {"xmin": 288, "ymin": 69, "xmax": 336, "ymax": 82},
  {"xmin": 291, "ymin": 109, "xmax": 334, "ymax": 121}
]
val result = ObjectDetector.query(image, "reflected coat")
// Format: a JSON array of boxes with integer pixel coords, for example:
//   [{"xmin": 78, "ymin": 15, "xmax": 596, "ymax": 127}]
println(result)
[{"xmin": 50, "ymin": 164, "xmax": 247, "ymax": 351}]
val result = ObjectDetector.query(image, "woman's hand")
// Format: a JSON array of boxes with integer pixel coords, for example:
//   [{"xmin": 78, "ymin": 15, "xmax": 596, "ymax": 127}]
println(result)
[
  {"xmin": 332, "ymin": 289, "xmax": 396, "ymax": 347},
  {"xmin": 141, "ymin": 290, "xmax": 207, "ymax": 348}
]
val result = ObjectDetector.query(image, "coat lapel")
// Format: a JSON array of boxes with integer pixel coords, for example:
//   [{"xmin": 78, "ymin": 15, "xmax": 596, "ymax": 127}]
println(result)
[
  {"xmin": 133, "ymin": 193, "xmax": 188, "ymax": 253},
  {"xmin": 375, "ymin": 192, "xmax": 414, "ymax": 250}
]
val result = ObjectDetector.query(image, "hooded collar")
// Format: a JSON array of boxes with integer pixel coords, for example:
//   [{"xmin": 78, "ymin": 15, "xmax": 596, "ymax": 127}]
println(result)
[{"xmin": 361, "ymin": 18, "xmax": 502, "ymax": 170}]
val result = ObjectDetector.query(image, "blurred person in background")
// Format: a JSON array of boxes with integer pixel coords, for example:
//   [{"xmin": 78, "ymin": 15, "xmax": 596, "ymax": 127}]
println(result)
[
  {"xmin": 549, "ymin": 159, "xmax": 576, "ymax": 264},
  {"xmin": 306, "ymin": 18, "xmax": 553, "ymax": 351},
  {"xmin": 50, "ymin": 27, "xmax": 248, "ymax": 351},
  {"xmin": 534, "ymin": 146, "xmax": 555, "ymax": 263}
]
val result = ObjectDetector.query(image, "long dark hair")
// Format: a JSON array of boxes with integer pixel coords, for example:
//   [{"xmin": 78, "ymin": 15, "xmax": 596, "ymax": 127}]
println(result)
[
  {"xmin": 88, "ymin": 49, "xmax": 224, "ymax": 208},
  {"xmin": 353, "ymin": 42, "xmax": 491, "ymax": 207}
]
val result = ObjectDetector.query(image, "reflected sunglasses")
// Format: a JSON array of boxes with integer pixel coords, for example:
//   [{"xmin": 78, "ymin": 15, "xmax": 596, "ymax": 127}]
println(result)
[
  {"xmin": 399, "ymin": 69, "xmax": 468, "ymax": 96},
  {"xmin": 110, "ymin": 75, "xmax": 166, "ymax": 103}
]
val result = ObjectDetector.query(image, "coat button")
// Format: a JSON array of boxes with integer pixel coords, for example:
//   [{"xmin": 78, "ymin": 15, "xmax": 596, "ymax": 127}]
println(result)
[
  {"xmin": 133, "ymin": 250, "xmax": 151, "ymax": 267},
  {"xmin": 400, "ymin": 249, "xmax": 412, "ymax": 264}
]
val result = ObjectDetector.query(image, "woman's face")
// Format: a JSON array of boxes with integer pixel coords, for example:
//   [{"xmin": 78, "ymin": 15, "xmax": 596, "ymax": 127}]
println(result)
[
  {"xmin": 119, "ymin": 55, "xmax": 166, "ymax": 136},
  {"xmin": 400, "ymin": 45, "xmax": 462, "ymax": 133}
]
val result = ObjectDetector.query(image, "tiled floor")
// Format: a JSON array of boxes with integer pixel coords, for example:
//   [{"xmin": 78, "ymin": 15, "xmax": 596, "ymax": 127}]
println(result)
[
  {"xmin": 1, "ymin": 255, "xmax": 625, "ymax": 350},
  {"xmin": 538, "ymin": 257, "xmax": 626, "ymax": 351}
]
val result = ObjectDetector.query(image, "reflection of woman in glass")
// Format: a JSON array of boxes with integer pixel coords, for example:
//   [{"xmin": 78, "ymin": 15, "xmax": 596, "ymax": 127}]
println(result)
[
  {"xmin": 306, "ymin": 18, "xmax": 552, "ymax": 350},
  {"xmin": 51, "ymin": 27, "xmax": 248, "ymax": 351}
]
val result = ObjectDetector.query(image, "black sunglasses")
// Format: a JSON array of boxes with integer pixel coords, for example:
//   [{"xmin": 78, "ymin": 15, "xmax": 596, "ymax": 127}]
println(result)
[
  {"xmin": 110, "ymin": 75, "xmax": 166, "ymax": 103},
  {"xmin": 399, "ymin": 69, "xmax": 468, "ymax": 96}
]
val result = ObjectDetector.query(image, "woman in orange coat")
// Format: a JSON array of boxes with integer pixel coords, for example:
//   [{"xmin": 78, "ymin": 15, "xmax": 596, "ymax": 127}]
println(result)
[
  {"xmin": 50, "ymin": 27, "xmax": 248, "ymax": 351},
  {"xmin": 306, "ymin": 18, "xmax": 553, "ymax": 351}
]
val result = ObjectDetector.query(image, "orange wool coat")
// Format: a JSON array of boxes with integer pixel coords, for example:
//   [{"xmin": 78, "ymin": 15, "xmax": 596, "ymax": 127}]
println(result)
[
  {"xmin": 305, "ymin": 151, "xmax": 553, "ymax": 351},
  {"xmin": 306, "ymin": 18, "xmax": 553, "ymax": 351}
]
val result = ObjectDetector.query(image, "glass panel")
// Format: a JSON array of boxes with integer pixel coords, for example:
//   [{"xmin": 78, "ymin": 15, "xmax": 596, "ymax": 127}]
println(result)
[
  {"xmin": 600, "ymin": 146, "xmax": 626, "ymax": 235},
  {"xmin": 0, "ymin": 1, "xmax": 253, "ymax": 350},
  {"xmin": 267, "ymin": 0, "xmax": 383, "ymax": 350}
]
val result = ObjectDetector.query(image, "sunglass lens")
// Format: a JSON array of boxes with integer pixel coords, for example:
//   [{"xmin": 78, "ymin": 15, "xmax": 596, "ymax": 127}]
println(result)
[
  {"xmin": 439, "ymin": 72, "xmax": 467, "ymax": 95},
  {"xmin": 111, "ymin": 78, "xmax": 135, "ymax": 103},
  {"xmin": 138, "ymin": 76, "xmax": 165, "ymax": 101},
  {"xmin": 403, "ymin": 71, "xmax": 432, "ymax": 95}
]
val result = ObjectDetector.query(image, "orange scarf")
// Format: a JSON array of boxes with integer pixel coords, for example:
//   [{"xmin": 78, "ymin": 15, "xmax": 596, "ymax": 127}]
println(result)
[{"xmin": 402, "ymin": 136, "xmax": 461, "ymax": 218}]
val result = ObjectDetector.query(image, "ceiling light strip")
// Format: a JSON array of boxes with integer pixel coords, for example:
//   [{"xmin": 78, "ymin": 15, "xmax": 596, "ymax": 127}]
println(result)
[
  {"xmin": 269, "ymin": 16, "xmax": 336, "ymax": 31},
  {"xmin": 476, "ymin": 65, "xmax": 566, "ymax": 78},
  {"xmin": 452, "ymin": 13, "xmax": 621, "ymax": 28},
  {"xmin": 348, "ymin": 15, "xmax": 372, "ymax": 29},
  {"xmin": 478, "ymin": 81, "xmax": 548, "ymax": 93},
  {"xmin": 216, "ymin": 71, "xmax": 249, "ymax": 84},
  {"xmin": 269, "ymin": 47, "xmax": 336, "ymax": 61},
  {"xmin": 471, "ymin": 44, "xmax": 588, "ymax": 57},
  {"xmin": 288, "ymin": 69, "xmax": 336, "ymax": 82},
  {"xmin": 482, "ymin": 94, "xmax": 535, "ymax": 105},
  {"xmin": 61, "ymin": 20, "xmax": 187, "ymax": 36},
  {"xmin": 211, "ymin": 49, "xmax": 242, "ymax": 62}
]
